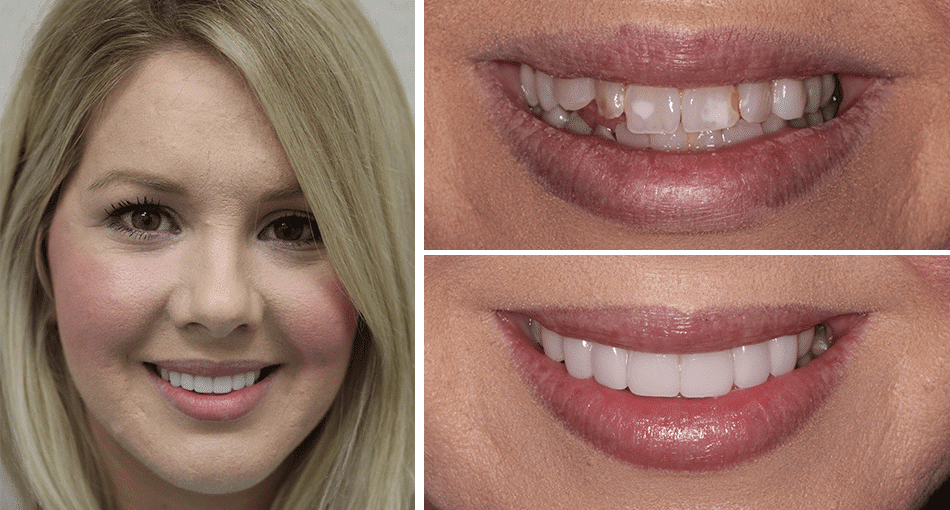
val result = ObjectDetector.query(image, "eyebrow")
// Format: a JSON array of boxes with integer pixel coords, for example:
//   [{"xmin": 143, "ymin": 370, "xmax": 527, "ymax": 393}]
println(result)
[{"xmin": 88, "ymin": 169, "xmax": 305, "ymax": 202}]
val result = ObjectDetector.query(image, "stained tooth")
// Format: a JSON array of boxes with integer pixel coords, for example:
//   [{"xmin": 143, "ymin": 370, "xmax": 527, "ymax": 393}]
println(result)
[
  {"xmin": 595, "ymin": 80, "xmax": 626, "ymax": 119},
  {"xmin": 811, "ymin": 335, "xmax": 831, "ymax": 357},
  {"xmin": 180, "ymin": 373, "xmax": 195, "ymax": 391},
  {"xmin": 625, "ymin": 85, "xmax": 680, "ymax": 134},
  {"xmin": 169, "ymin": 370, "xmax": 181, "ymax": 388},
  {"xmin": 594, "ymin": 124, "xmax": 615, "ymax": 141},
  {"xmin": 627, "ymin": 352, "xmax": 680, "ymax": 397},
  {"xmin": 535, "ymin": 71, "xmax": 557, "ymax": 111},
  {"xmin": 797, "ymin": 328, "xmax": 816, "ymax": 358},
  {"xmin": 565, "ymin": 111, "xmax": 593, "ymax": 135},
  {"xmin": 681, "ymin": 85, "xmax": 740, "ymax": 133},
  {"xmin": 768, "ymin": 335, "xmax": 798, "ymax": 377},
  {"xmin": 821, "ymin": 102, "xmax": 838, "ymax": 122},
  {"xmin": 820, "ymin": 74, "xmax": 835, "ymax": 105},
  {"xmin": 650, "ymin": 124, "xmax": 688, "ymax": 151},
  {"xmin": 232, "ymin": 373, "xmax": 246, "ymax": 391},
  {"xmin": 721, "ymin": 119, "xmax": 764, "ymax": 145},
  {"xmin": 520, "ymin": 64, "xmax": 539, "ymax": 107},
  {"xmin": 737, "ymin": 82, "xmax": 772, "ymax": 123},
  {"xmin": 804, "ymin": 76, "xmax": 823, "ymax": 113},
  {"xmin": 771, "ymin": 78, "xmax": 807, "ymax": 120},
  {"xmin": 563, "ymin": 336, "xmax": 594, "ymax": 379},
  {"xmin": 212, "ymin": 376, "xmax": 232, "ymax": 394},
  {"xmin": 554, "ymin": 77, "xmax": 595, "ymax": 111},
  {"xmin": 160, "ymin": 367, "xmax": 169, "ymax": 382},
  {"xmin": 680, "ymin": 350, "xmax": 734, "ymax": 398},
  {"xmin": 797, "ymin": 352, "xmax": 814, "ymax": 368},
  {"xmin": 788, "ymin": 116, "xmax": 809, "ymax": 128},
  {"xmin": 591, "ymin": 344, "xmax": 628, "ymax": 390},
  {"xmin": 614, "ymin": 124, "xmax": 651, "ymax": 149},
  {"xmin": 540, "ymin": 325, "xmax": 565, "ymax": 362},
  {"xmin": 193, "ymin": 375, "xmax": 214, "ymax": 394},
  {"xmin": 761, "ymin": 114, "xmax": 788, "ymax": 134},
  {"xmin": 732, "ymin": 342, "xmax": 771, "ymax": 389},
  {"xmin": 541, "ymin": 106, "xmax": 569, "ymax": 129},
  {"xmin": 806, "ymin": 112, "xmax": 824, "ymax": 127},
  {"xmin": 529, "ymin": 319, "xmax": 541, "ymax": 344}
]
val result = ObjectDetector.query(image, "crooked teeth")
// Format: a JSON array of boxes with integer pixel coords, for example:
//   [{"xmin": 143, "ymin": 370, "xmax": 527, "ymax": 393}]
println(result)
[
  {"xmin": 518, "ymin": 63, "xmax": 842, "ymax": 151},
  {"xmin": 159, "ymin": 367, "xmax": 262, "ymax": 395},
  {"xmin": 528, "ymin": 320, "xmax": 832, "ymax": 398}
]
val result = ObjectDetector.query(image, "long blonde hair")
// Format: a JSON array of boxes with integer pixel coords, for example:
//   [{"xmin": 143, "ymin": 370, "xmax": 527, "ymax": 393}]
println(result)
[{"xmin": 0, "ymin": 0, "xmax": 413, "ymax": 508}]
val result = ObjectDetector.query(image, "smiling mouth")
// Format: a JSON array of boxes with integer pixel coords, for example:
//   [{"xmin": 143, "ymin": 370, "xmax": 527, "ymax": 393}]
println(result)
[{"xmin": 145, "ymin": 363, "xmax": 279, "ymax": 395}]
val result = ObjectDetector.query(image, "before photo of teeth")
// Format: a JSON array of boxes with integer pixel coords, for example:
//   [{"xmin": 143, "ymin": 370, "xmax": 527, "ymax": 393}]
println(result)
[
  {"xmin": 424, "ymin": 256, "xmax": 950, "ymax": 509},
  {"xmin": 424, "ymin": 0, "xmax": 950, "ymax": 249}
]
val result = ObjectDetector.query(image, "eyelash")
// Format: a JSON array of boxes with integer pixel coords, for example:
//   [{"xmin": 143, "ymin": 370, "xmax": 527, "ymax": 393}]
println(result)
[{"xmin": 104, "ymin": 197, "xmax": 322, "ymax": 249}]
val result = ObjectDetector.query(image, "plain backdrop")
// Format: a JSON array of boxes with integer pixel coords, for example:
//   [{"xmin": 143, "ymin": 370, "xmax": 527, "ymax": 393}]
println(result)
[{"xmin": 0, "ymin": 0, "xmax": 412, "ymax": 508}]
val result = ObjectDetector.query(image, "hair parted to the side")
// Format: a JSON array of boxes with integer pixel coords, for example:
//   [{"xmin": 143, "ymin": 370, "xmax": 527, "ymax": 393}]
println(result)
[{"xmin": 0, "ymin": 0, "xmax": 413, "ymax": 508}]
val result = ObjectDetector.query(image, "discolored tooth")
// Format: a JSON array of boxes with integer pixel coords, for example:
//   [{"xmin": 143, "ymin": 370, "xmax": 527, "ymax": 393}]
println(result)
[
  {"xmin": 520, "ymin": 64, "xmax": 539, "ymax": 107},
  {"xmin": 231, "ymin": 373, "xmax": 246, "ymax": 391},
  {"xmin": 681, "ymin": 85, "xmax": 740, "ymax": 133},
  {"xmin": 540, "ymin": 325, "xmax": 565, "ymax": 362},
  {"xmin": 804, "ymin": 76, "xmax": 823, "ymax": 113},
  {"xmin": 535, "ymin": 71, "xmax": 557, "ymax": 111},
  {"xmin": 554, "ymin": 77, "xmax": 595, "ymax": 111},
  {"xmin": 529, "ymin": 319, "xmax": 542, "ymax": 344},
  {"xmin": 771, "ymin": 78, "xmax": 807, "ymax": 120},
  {"xmin": 627, "ymin": 352, "xmax": 680, "ymax": 397},
  {"xmin": 615, "ymin": 124, "xmax": 651, "ymax": 149},
  {"xmin": 565, "ymin": 111, "xmax": 593, "ymax": 135},
  {"xmin": 625, "ymin": 85, "xmax": 680, "ymax": 134},
  {"xmin": 721, "ymin": 119, "xmax": 764, "ymax": 145},
  {"xmin": 796, "ymin": 353, "xmax": 813, "ymax": 368},
  {"xmin": 650, "ymin": 124, "xmax": 688, "ymax": 151},
  {"xmin": 169, "ymin": 370, "xmax": 181, "ymax": 388},
  {"xmin": 592, "ymin": 344, "xmax": 629, "ymax": 390},
  {"xmin": 768, "ymin": 335, "xmax": 798, "ymax": 377},
  {"xmin": 193, "ymin": 375, "xmax": 213, "ymax": 394},
  {"xmin": 594, "ymin": 124, "xmax": 615, "ymax": 141},
  {"xmin": 732, "ymin": 342, "xmax": 771, "ymax": 389},
  {"xmin": 596, "ymin": 80, "xmax": 626, "ymax": 119},
  {"xmin": 563, "ymin": 336, "xmax": 594, "ymax": 379},
  {"xmin": 788, "ymin": 116, "xmax": 808, "ymax": 128},
  {"xmin": 180, "ymin": 373, "xmax": 195, "ymax": 391},
  {"xmin": 820, "ymin": 74, "xmax": 835, "ymax": 105},
  {"xmin": 160, "ymin": 367, "xmax": 169, "ymax": 382},
  {"xmin": 797, "ymin": 327, "xmax": 815, "ymax": 358},
  {"xmin": 688, "ymin": 130, "xmax": 724, "ymax": 150},
  {"xmin": 245, "ymin": 371, "xmax": 256, "ymax": 387},
  {"xmin": 737, "ymin": 82, "xmax": 772, "ymax": 123},
  {"xmin": 821, "ymin": 102, "xmax": 838, "ymax": 122},
  {"xmin": 761, "ymin": 114, "xmax": 787, "ymax": 134},
  {"xmin": 811, "ymin": 329, "xmax": 831, "ymax": 356},
  {"xmin": 806, "ymin": 112, "xmax": 824, "ymax": 127},
  {"xmin": 680, "ymin": 350, "xmax": 734, "ymax": 398},
  {"xmin": 212, "ymin": 376, "xmax": 233, "ymax": 394},
  {"xmin": 541, "ymin": 106, "xmax": 569, "ymax": 129}
]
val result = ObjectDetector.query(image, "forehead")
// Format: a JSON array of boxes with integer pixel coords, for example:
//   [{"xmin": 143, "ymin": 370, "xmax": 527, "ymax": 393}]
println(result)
[{"xmin": 76, "ymin": 48, "xmax": 297, "ymax": 199}]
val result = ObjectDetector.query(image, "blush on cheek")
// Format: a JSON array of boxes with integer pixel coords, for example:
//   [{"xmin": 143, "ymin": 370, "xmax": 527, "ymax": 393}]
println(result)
[
  {"xmin": 905, "ymin": 256, "xmax": 950, "ymax": 302},
  {"xmin": 291, "ymin": 271, "xmax": 359, "ymax": 367}
]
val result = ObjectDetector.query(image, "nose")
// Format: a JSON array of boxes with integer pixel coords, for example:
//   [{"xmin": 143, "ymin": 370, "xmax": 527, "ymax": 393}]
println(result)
[{"xmin": 172, "ymin": 237, "xmax": 263, "ymax": 338}]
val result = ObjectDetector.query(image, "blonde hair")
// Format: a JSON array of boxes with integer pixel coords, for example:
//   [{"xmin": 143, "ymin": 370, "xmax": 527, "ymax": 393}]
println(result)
[{"xmin": 0, "ymin": 0, "xmax": 413, "ymax": 508}]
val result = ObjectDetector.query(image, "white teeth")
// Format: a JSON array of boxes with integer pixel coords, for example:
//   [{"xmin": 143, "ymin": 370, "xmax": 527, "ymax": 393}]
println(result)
[
  {"xmin": 160, "ymin": 367, "xmax": 264, "ymax": 395},
  {"xmin": 532, "ymin": 321, "xmax": 833, "ymax": 398},
  {"xmin": 517, "ymin": 63, "xmax": 842, "ymax": 151}
]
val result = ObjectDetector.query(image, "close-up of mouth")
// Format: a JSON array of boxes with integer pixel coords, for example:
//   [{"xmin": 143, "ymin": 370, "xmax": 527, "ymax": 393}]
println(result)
[
  {"xmin": 498, "ymin": 306, "xmax": 869, "ymax": 471},
  {"xmin": 478, "ymin": 27, "xmax": 894, "ymax": 232}
]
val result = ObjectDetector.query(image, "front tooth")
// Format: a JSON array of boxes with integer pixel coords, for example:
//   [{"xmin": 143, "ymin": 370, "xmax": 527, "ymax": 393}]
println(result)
[
  {"xmin": 761, "ymin": 114, "xmax": 788, "ymax": 134},
  {"xmin": 193, "ymin": 375, "xmax": 214, "ymax": 394},
  {"xmin": 615, "ymin": 124, "xmax": 651, "ymax": 149},
  {"xmin": 591, "ymin": 344, "xmax": 628, "ymax": 390},
  {"xmin": 180, "ymin": 373, "xmax": 195, "ymax": 391},
  {"xmin": 563, "ymin": 336, "xmax": 594, "ymax": 379},
  {"xmin": 650, "ymin": 124, "xmax": 688, "ymax": 151},
  {"xmin": 721, "ymin": 119, "xmax": 764, "ymax": 145},
  {"xmin": 520, "ymin": 64, "xmax": 539, "ymax": 107},
  {"xmin": 213, "ymin": 376, "xmax": 233, "ymax": 394},
  {"xmin": 737, "ymin": 82, "xmax": 772, "ymax": 123},
  {"xmin": 535, "ymin": 71, "xmax": 557, "ymax": 111},
  {"xmin": 627, "ymin": 352, "xmax": 680, "ymax": 397},
  {"xmin": 732, "ymin": 342, "xmax": 771, "ymax": 389},
  {"xmin": 768, "ymin": 334, "xmax": 798, "ymax": 377},
  {"xmin": 771, "ymin": 78, "xmax": 807, "ymax": 120},
  {"xmin": 681, "ymin": 85, "xmax": 740, "ymax": 133},
  {"xmin": 595, "ymin": 80, "xmax": 626, "ymax": 119},
  {"xmin": 625, "ymin": 85, "xmax": 680, "ymax": 134},
  {"xmin": 804, "ymin": 76, "xmax": 823, "ymax": 113},
  {"xmin": 540, "ymin": 325, "xmax": 565, "ymax": 362},
  {"xmin": 680, "ymin": 349, "xmax": 734, "ymax": 398},
  {"xmin": 231, "ymin": 373, "xmax": 246, "ymax": 391},
  {"xmin": 687, "ymin": 129, "xmax": 723, "ymax": 150},
  {"xmin": 554, "ymin": 77, "xmax": 595, "ymax": 111},
  {"xmin": 169, "ymin": 371, "xmax": 181, "ymax": 388}
]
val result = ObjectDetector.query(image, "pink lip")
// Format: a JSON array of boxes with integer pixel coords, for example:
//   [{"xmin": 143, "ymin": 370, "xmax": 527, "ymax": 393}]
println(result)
[
  {"xmin": 146, "ymin": 363, "xmax": 276, "ymax": 422},
  {"xmin": 477, "ymin": 26, "xmax": 894, "ymax": 231},
  {"xmin": 498, "ymin": 307, "xmax": 868, "ymax": 471}
]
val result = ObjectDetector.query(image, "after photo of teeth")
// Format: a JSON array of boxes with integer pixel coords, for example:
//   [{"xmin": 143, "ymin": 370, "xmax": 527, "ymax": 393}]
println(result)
[
  {"xmin": 424, "ymin": 256, "xmax": 950, "ymax": 509},
  {"xmin": 425, "ymin": 0, "xmax": 950, "ymax": 249}
]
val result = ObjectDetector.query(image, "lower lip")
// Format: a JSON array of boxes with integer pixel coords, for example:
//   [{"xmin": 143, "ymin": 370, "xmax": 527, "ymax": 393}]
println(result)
[
  {"xmin": 481, "ymin": 64, "xmax": 890, "ymax": 232},
  {"xmin": 499, "ymin": 314, "xmax": 867, "ymax": 471},
  {"xmin": 147, "ymin": 366, "xmax": 275, "ymax": 422}
]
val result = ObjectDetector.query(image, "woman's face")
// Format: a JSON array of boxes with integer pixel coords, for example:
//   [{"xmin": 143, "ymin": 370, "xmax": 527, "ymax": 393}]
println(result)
[
  {"xmin": 46, "ymin": 50, "xmax": 357, "ymax": 505},
  {"xmin": 424, "ymin": 0, "xmax": 950, "ymax": 249},
  {"xmin": 425, "ymin": 256, "xmax": 950, "ymax": 509}
]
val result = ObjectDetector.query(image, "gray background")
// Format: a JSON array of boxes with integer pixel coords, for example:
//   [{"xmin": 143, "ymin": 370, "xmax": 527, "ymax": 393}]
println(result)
[{"xmin": 0, "ymin": 0, "xmax": 412, "ymax": 507}]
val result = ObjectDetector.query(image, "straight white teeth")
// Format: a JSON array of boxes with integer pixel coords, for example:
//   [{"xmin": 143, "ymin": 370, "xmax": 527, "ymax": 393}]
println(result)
[
  {"xmin": 529, "ymin": 320, "xmax": 833, "ymax": 398},
  {"xmin": 158, "ymin": 366, "xmax": 263, "ymax": 395},
  {"xmin": 520, "ymin": 64, "xmax": 842, "ymax": 151}
]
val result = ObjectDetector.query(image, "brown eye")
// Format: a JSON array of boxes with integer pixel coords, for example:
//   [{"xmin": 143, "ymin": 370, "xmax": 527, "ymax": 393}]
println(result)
[
  {"xmin": 274, "ymin": 217, "xmax": 306, "ymax": 241},
  {"xmin": 261, "ymin": 214, "xmax": 320, "ymax": 247},
  {"xmin": 129, "ymin": 209, "xmax": 162, "ymax": 231}
]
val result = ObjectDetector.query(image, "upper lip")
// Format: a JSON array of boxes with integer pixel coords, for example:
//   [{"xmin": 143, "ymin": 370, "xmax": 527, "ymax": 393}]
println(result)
[{"xmin": 149, "ymin": 359, "xmax": 274, "ymax": 377}]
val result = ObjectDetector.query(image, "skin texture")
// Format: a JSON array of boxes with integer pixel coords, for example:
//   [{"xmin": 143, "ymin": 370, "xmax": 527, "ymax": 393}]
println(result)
[
  {"xmin": 424, "ymin": 256, "xmax": 950, "ymax": 509},
  {"xmin": 46, "ymin": 50, "xmax": 357, "ymax": 510},
  {"xmin": 424, "ymin": 0, "xmax": 950, "ymax": 249}
]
